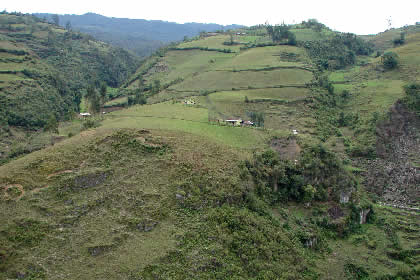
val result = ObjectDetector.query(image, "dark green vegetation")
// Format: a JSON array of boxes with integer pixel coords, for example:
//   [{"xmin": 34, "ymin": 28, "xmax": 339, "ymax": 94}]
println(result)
[
  {"xmin": 33, "ymin": 13, "xmax": 244, "ymax": 57},
  {"xmin": 1, "ymin": 16, "xmax": 419, "ymax": 279},
  {"xmin": 0, "ymin": 12, "xmax": 140, "ymax": 163}
]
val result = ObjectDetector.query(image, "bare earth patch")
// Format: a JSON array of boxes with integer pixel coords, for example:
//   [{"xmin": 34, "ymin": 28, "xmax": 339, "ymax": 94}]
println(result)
[{"xmin": 3, "ymin": 184, "xmax": 25, "ymax": 200}]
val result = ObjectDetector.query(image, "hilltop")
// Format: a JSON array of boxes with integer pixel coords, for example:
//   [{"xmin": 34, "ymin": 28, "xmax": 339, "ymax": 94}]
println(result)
[
  {"xmin": 0, "ymin": 18, "xmax": 419, "ymax": 279},
  {"xmin": 33, "ymin": 13, "xmax": 244, "ymax": 57}
]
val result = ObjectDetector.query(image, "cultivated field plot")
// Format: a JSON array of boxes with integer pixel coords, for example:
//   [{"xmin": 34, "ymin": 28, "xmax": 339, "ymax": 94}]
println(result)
[
  {"xmin": 206, "ymin": 89, "xmax": 312, "ymax": 132},
  {"xmin": 145, "ymin": 50, "xmax": 235, "ymax": 85},
  {"xmin": 177, "ymin": 35, "xmax": 242, "ymax": 52},
  {"xmin": 171, "ymin": 68, "xmax": 313, "ymax": 91},
  {"xmin": 110, "ymin": 102, "xmax": 209, "ymax": 123},
  {"xmin": 209, "ymin": 88, "xmax": 310, "ymax": 103},
  {"xmin": 214, "ymin": 45, "xmax": 312, "ymax": 70},
  {"xmin": 291, "ymin": 28, "xmax": 334, "ymax": 41},
  {"xmin": 104, "ymin": 103, "xmax": 269, "ymax": 148},
  {"xmin": 393, "ymin": 33, "xmax": 420, "ymax": 81},
  {"xmin": 338, "ymin": 79, "xmax": 405, "ymax": 116}
]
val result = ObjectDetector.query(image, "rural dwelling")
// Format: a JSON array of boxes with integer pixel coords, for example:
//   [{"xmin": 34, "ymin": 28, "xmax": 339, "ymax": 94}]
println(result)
[
  {"xmin": 225, "ymin": 119, "xmax": 242, "ymax": 126},
  {"xmin": 79, "ymin": 112, "xmax": 91, "ymax": 117}
]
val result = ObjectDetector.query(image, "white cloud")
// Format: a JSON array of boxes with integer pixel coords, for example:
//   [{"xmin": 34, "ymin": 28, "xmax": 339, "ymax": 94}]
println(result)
[{"xmin": 2, "ymin": 0, "xmax": 419, "ymax": 34}]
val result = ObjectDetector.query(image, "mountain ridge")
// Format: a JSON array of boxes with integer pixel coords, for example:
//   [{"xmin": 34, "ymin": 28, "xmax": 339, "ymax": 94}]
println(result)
[{"xmin": 33, "ymin": 12, "xmax": 245, "ymax": 56}]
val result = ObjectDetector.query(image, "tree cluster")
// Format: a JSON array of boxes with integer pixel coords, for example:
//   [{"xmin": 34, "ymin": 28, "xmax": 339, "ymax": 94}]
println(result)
[
  {"xmin": 247, "ymin": 111, "xmax": 265, "ymax": 127},
  {"xmin": 304, "ymin": 33, "xmax": 373, "ymax": 70},
  {"xmin": 265, "ymin": 23, "xmax": 296, "ymax": 45},
  {"xmin": 243, "ymin": 145, "xmax": 357, "ymax": 204}
]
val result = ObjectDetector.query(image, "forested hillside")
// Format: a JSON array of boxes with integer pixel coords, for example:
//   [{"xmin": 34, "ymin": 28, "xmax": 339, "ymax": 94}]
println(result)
[
  {"xmin": 0, "ymin": 12, "xmax": 140, "ymax": 163},
  {"xmin": 33, "ymin": 13, "xmax": 244, "ymax": 57}
]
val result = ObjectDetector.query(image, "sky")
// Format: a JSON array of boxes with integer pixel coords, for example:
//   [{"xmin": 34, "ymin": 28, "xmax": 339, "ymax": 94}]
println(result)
[{"xmin": 2, "ymin": 0, "xmax": 419, "ymax": 35}]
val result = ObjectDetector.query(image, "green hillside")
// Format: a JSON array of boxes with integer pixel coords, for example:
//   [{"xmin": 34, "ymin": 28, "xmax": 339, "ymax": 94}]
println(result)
[
  {"xmin": 0, "ymin": 12, "xmax": 141, "ymax": 164},
  {"xmin": 1, "ymin": 20, "xmax": 419, "ymax": 279}
]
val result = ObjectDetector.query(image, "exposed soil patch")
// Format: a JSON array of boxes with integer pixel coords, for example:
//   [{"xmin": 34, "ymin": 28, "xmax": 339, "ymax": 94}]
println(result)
[
  {"xmin": 328, "ymin": 205, "xmax": 344, "ymax": 220},
  {"xmin": 3, "ymin": 184, "xmax": 25, "ymax": 200},
  {"xmin": 271, "ymin": 137, "xmax": 301, "ymax": 160},
  {"xmin": 73, "ymin": 172, "xmax": 109, "ymax": 190}
]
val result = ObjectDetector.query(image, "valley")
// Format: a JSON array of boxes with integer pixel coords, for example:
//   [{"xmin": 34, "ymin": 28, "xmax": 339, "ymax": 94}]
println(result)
[{"xmin": 0, "ymin": 12, "xmax": 419, "ymax": 279}]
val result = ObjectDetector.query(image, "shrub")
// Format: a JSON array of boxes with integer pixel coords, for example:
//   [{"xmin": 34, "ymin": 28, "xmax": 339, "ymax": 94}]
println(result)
[
  {"xmin": 381, "ymin": 52, "xmax": 399, "ymax": 69},
  {"xmin": 82, "ymin": 118, "xmax": 101, "ymax": 130},
  {"xmin": 402, "ymin": 83, "xmax": 420, "ymax": 115}
]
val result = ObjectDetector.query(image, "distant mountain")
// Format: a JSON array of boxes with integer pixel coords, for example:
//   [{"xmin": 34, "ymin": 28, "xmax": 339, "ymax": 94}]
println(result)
[{"xmin": 33, "ymin": 13, "xmax": 245, "ymax": 57}]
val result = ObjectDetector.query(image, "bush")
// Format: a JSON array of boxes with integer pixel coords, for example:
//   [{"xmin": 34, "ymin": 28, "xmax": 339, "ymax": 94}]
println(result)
[
  {"xmin": 381, "ymin": 52, "xmax": 399, "ymax": 69},
  {"xmin": 393, "ymin": 32, "xmax": 405, "ymax": 46},
  {"xmin": 82, "ymin": 118, "xmax": 101, "ymax": 130},
  {"xmin": 402, "ymin": 83, "xmax": 420, "ymax": 114}
]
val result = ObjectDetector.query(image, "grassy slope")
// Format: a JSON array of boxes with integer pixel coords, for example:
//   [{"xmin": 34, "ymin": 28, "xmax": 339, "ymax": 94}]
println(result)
[
  {"xmin": 0, "ymin": 128, "xmax": 245, "ymax": 279},
  {"xmin": 1, "ymin": 24, "xmax": 419, "ymax": 279}
]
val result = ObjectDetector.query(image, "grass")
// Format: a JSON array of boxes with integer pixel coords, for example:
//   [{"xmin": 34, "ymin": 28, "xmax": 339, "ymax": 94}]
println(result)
[
  {"xmin": 177, "ymin": 35, "xmax": 242, "ymax": 52},
  {"xmin": 343, "ymin": 79, "xmax": 405, "ymax": 117},
  {"xmin": 144, "ymin": 50, "xmax": 235, "ymax": 85},
  {"xmin": 104, "ymin": 96, "xmax": 128, "ymax": 107},
  {"xmin": 214, "ymin": 45, "xmax": 311, "ymax": 70},
  {"xmin": 0, "ymin": 73, "xmax": 28, "ymax": 81},
  {"xmin": 2, "ymin": 17, "xmax": 419, "ymax": 279},
  {"xmin": 104, "ymin": 103, "xmax": 269, "ymax": 149},
  {"xmin": 171, "ymin": 68, "xmax": 313, "ymax": 91},
  {"xmin": 209, "ymin": 87, "xmax": 309, "ymax": 103},
  {"xmin": 0, "ymin": 128, "xmax": 248, "ymax": 279}
]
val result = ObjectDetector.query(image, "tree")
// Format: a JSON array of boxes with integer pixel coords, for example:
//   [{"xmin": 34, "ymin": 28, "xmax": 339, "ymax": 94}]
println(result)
[
  {"xmin": 137, "ymin": 75, "xmax": 144, "ymax": 89},
  {"xmin": 86, "ymin": 85, "xmax": 101, "ymax": 114},
  {"xmin": 403, "ymin": 83, "xmax": 420, "ymax": 114},
  {"xmin": 393, "ymin": 32, "xmax": 405, "ymax": 46},
  {"xmin": 381, "ymin": 52, "xmax": 399, "ymax": 69},
  {"xmin": 47, "ymin": 29, "xmax": 55, "ymax": 45},
  {"xmin": 52, "ymin": 14, "xmax": 59, "ymax": 26},
  {"xmin": 248, "ymin": 111, "xmax": 265, "ymax": 127},
  {"xmin": 65, "ymin": 21, "xmax": 72, "ymax": 31},
  {"xmin": 100, "ymin": 83, "xmax": 107, "ymax": 103},
  {"xmin": 265, "ymin": 23, "xmax": 294, "ymax": 44},
  {"xmin": 44, "ymin": 114, "xmax": 59, "ymax": 134},
  {"xmin": 288, "ymin": 32, "xmax": 297, "ymax": 46},
  {"xmin": 151, "ymin": 79, "xmax": 161, "ymax": 94}
]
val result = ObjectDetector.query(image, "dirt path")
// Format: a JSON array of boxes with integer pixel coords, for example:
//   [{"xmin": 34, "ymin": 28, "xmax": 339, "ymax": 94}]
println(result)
[{"xmin": 46, "ymin": 170, "xmax": 73, "ymax": 179}]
